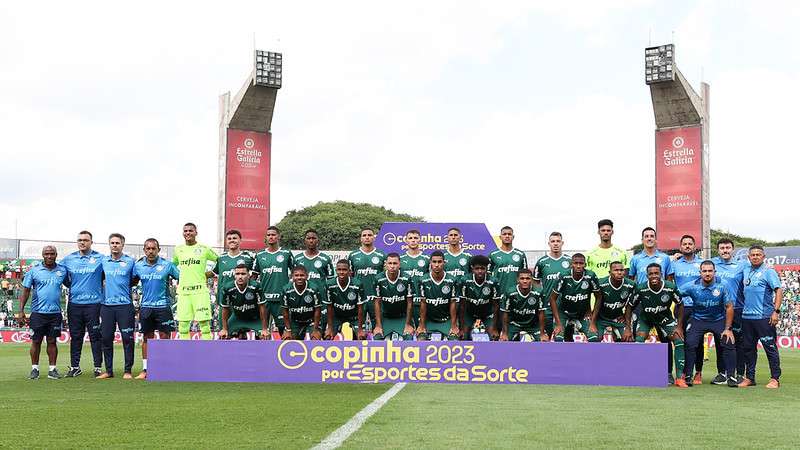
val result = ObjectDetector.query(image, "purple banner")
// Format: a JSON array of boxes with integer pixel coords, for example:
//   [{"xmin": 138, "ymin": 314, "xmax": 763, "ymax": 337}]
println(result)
[
  {"xmin": 376, "ymin": 222, "xmax": 497, "ymax": 256},
  {"xmin": 148, "ymin": 341, "xmax": 667, "ymax": 387}
]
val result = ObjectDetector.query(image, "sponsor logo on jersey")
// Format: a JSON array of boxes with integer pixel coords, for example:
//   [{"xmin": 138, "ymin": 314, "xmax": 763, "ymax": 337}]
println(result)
[
  {"xmin": 314, "ymin": 260, "xmax": 323, "ymax": 268},
  {"xmin": 605, "ymin": 301, "xmax": 625, "ymax": 310},
  {"xmin": 276, "ymin": 255, "xmax": 285, "ymax": 263},
  {"xmin": 371, "ymin": 256, "xmax": 380, "ymax": 265},
  {"xmin": 561, "ymin": 260, "xmax": 570, "ymax": 269}
]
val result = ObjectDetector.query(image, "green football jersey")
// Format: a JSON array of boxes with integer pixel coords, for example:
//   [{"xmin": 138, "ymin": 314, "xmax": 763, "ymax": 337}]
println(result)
[
  {"xmin": 500, "ymin": 288, "xmax": 543, "ymax": 327},
  {"xmin": 597, "ymin": 276, "xmax": 637, "ymax": 321},
  {"xmin": 628, "ymin": 281, "xmax": 682, "ymax": 323},
  {"xmin": 348, "ymin": 248, "xmax": 386, "ymax": 298},
  {"xmin": 375, "ymin": 272, "xmax": 412, "ymax": 319},
  {"xmin": 444, "ymin": 250, "xmax": 472, "ymax": 280},
  {"xmin": 324, "ymin": 277, "xmax": 365, "ymax": 322},
  {"xmin": 294, "ymin": 251, "xmax": 334, "ymax": 300},
  {"xmin": 213, "ymin": 251, "xmax": 255, "ymax": 303},
  {"xmin": 399, "ymin": 252, "xmax": 429, "ymax": 301},
  {"xmin": 460, "ymin": 275, "xmax": 500, "ymax": 318},
  {"xmin": 554, "ymin": 270, "xmax": 600, "ymax": 319},
  {"xmin": 419, "ymin": 275, "xmax": 458, "ymax": 323},
  {"xmin": 281, "ymin": 283, "xmax": 321, "ymax": 325},
  {"xmin": 221, "ymin": 282, "xmax": 264, "ymax": 321},
  {"xmin": 252, "ymin": 248, "xmax": 294, "ymax": 302},
  {"xmin": 586, "ymin": 245, "xmax": 629, "ymax": 279},
  {"xmin": 488, "ymin": 248, "xmax": 528, "ymax": 295},
  {"xmin": 172, "ymin": 243, "xmax": 218, "ymax": 297},
  {"xmin": 533, "ymin": 254, "xmax": 571, "ymax": 311}
]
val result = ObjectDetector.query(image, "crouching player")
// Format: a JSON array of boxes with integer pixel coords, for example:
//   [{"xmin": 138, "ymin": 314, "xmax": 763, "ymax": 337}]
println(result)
[
  {"xmin": 219, "ymin": 265, "xmax": 269, "ymax": 340},
  {"xmin": 418, "ymin": 251, "xmax": 459, "ymax": 340},
  {"xmin": 325, "ymin": 260, "xmax": 366, "ymax": 340},
  {"xmin": 593, "ymin": 261, "xmax": 637, "ymax": 341},
  {"xmin": 374, "ymin": 253, "xmax": 415, "ymax": 340},
  {"xmin": 281, "ymin": 266, "xmax": 322, "ymax": 340},
  {"xmin": 625, "ymin": 263, "xmax": 687, "ymax": 387},
  {"xmin": 499, "ymin": 269, "xmax": 547, "ymax": 341},
  {"xmin": 460, "ymin": 255, "xmax": 501, "ymax": 340},
  {"xmin": 550, "ymin": 254, "xmax": 600, "ymax": 342}
]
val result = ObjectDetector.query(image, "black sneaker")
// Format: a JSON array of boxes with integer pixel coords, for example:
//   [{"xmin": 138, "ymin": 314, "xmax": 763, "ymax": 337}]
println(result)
[
  {"xmin": 93, "ymin": 368, "xmax": 102, "ymax": 377},
  {"xmin": 48, "ymin": 368, "xmax": 62, "ymax": 380},
  {"xmin": 711, "ymin": 373, "xmax": 728, "ymax": 385},
  {"xmin": 66, "ymin": 368, "xmax": 83, "ymax": 378},
  {"xmin": 735, "ymin": 374, "xmax": 744, "ymax": 384},
  {"xmin": 29, "ymin": 368, "xmax": 40, "ymax": 380},
  {"xmin": 727, "ymin": 377, "xmax": 739, "ymax": 388},
  {"xmin": 668, "ymin": 373, "xmax": 675, "ymax": 385}
]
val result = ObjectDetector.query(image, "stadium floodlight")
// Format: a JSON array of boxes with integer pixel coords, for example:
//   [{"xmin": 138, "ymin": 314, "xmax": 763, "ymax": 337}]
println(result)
[
  {"xmin": 644, "ymin": 44, "xmax": 674, "ymax": 85},
  {"xmin": 254, "ymin": 50, "xmax": 283, "ymax": 88}
]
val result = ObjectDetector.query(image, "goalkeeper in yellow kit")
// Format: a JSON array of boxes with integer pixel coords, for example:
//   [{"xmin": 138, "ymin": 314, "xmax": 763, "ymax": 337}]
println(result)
[{"xmin": 172, "ymin": 223, "xmax": 218, "ymax": 340}]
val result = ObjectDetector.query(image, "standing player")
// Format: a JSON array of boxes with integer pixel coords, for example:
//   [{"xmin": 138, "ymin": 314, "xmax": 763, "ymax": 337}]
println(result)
[
  {"xmin": 499, "ymin": 269, "xmax": 547, "ymax": 342},
  {"xmin": 60, "ymin": 231, "xmax": 104, "ymax": 377},
  {"xmin": 418, "ymin": 251, "xmax": 459, "ymax": 340},
  {"xmin": 219, "ymin": 265, "xmax": 269, "ymax": 340},
  {"xmin": 712, "ymin": 238, "xmax": 747, "ymax": 382},
  {"xmin": 348, "ymin": 228, "xmax": 386, "ymax": 327},
  {"xmin": 489, "ymin": 226, "xmax": 528, "ymax": 296},
  {"xmin": 460, "ymin": 255, "xmax": 501, "ymax": 340},
  {"xmin": 281, "ymin": 266, "xmax": 322, "ymax": 340},
  {"xmin": 252, "ymin": 226, "xmax": 293, "ymax": 335},
  {"xmin": 550, "ymin": 254, "xmax": 600, "ymax": 342},
  {"xmin": 586, "ymin": 219, "xmax": 629, "ymax": 279},
  {"xmin": 443, "ymin": 227, "xmax": 472, "ymax": 280},
  {"xmin": 17, "ymin": 246, "xmax": 68, "ymax": 380},
  {"xmin": 533, "ymin": 232, "xmax": 571, "ymax": 340},
  {"xmin": 593, "ymin": 261, "xmax": 637, "ymax": 341},
  {"xmin": 399, "ymin": 229, "xmax": 428, "ymax": 323},
  {"xmin": 672, "ymin": 235, "xmax": 711, "ymax": 384},
  {"xmin": 324, "ymin": 260, "xmax": 366, "ymax": 340},
  {"xmin": 172, "ymin": 223, "xmax": 218, "ymax": 340},
  {"xmin": 295, "ymin": 229, "xmax": 334, "ymax": 331},
  {"xmin": 738, "ymin": 246, "xmax": 782, "ymax": 389},
  {"xmin": 133, "ymin": 238, "xmax": 180, "ymax": 379},
  {"xmin": 212, "ymin": 230, "xmax": 254, "ymax": 307},
  {"xmin": 97, "ymin": 233, "xmax": 136, "ymax": 379},
  {"xmin": 625, "ymin": 263, "xmax": 687, "ymax": 388},
  {"xmin": 374, "ymin": 253, "xmax": 415, "ymax": 340}
]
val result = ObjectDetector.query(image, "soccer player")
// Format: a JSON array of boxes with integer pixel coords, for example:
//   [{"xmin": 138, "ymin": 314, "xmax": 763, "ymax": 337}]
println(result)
[
  {"xmin": 418, "ymin": 251, "xmax": 459, "ymax": 340},
  {"xmin": 324, "ymin": 260, "xmax": 366, "ymax": 340},
  {"xmin": 550, "ymin": 254, "xmax": 600, "ymax": 342},
  {"xmin": 460, "ymin": 255, "xmax": 501, "ymax": 340},
  {"xmin": 281, "ymin": 265, "xmax": 322, "ymax": 340},
  {"xmin": 738, "ymin": 246, "xmax": 782, "ymax": 389},
  {"xmin": 374, "ymin": 253, "xmax": 415, "ymax": 340},
  {"xmin": 593, "ymin": 261, "xmax": 636, "ymax": 342},
  {"xmin": 489, "ymin": 226, "xmax": 528, "ymax": 296},
  {"xmin": 219, "ymin": 265, "xmax": 269, "ymax": 340},
  {"xmin": 712, "ymin": 238, "xmax": 747, "ymax": 382},
  {"xmin": 443, "ymin": 227, "xmax": 472, "ymax": 280},
  {"xmin": 60, "ymin": 231, "xmax": 103, "ymax": 377},
  {"xmin": 533, "ymin": 232, "xmax": 570, "ymax": 340},
  {"xmin": 624, "ymin": 263, "xmax": 687, "ymax": 388},
  {"xmin": 680, "ymin": 260, "xmax": 737, "ymax": 387},
  {"xmin": 212, "ymin": 229, "xmax": 255, "ymax": 306},
  {"xmin": 252, "ymin": 226, "xmax": 293, "ymax": 335},
  {"xmin": 348, "ymin": 228, "xmax": 386, "ymax": 326},
  {"xmin": 97, "ymin": 233, "xmax": 136, "ymax": 379},
  {"xmin": 17, "ymin": 246, "xmax": 68, "ymax": 380},
  {"xmin": 172, "ymin": 223, "xmax": 218, "ymax": 340},
  {"xmin": 499, "ymin": 269, "xmax": 547, "ymax": 342},
  {"xmin": 586, "ymin": 219, "xmax": 629, "ymax": 279},
  {"xmin": 294, "ymin": 229, "xmax": 334, "ymax": 330},
  {"xmin": 399, "ymin": 229, "xmax": 428, "ymax": 323},
  {"xmin": 132, "ymin": 238, "xmax": 180, "ymax": 379}
]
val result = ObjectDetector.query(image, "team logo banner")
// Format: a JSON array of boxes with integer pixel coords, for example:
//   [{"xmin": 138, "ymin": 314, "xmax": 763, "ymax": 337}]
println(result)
[
  {"xmin": 225, "ymin": 129, "xmax": 271, "ymax": 250},
  {"xmin": 147, "ymin": 340, "xmax": 666, "ymax": 387},
  {"xmin": 376, "ymin": 222, "xmax": 497, "ymax": 256}
]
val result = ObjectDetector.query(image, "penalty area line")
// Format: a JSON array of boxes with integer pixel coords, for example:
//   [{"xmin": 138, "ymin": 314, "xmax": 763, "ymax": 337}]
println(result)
[{"xmin": 311, "ymin": 382, "xmax": 407, "ymax": 450}]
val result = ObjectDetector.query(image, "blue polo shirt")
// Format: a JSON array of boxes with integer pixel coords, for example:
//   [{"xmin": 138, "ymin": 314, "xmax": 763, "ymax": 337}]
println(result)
[
  {"xmin": 102, "ymin": 254, "xmax": 136, "ymax": 306},
  {"xmin": 681, "ymin": 278, "xmax": 732, "ymax": 322},
  {"xmin": 711, "ymin": 256, "xmax": 745, "ymax": 309},
  {"xmin": 629, "ymin": 250, "xmax": 674, "ymax": 284},
  {"xmin": 672, "ymin": 256, "xmax": 701, "ymax": 307},
  {"xmin": 60, "ymin": 250, "xmax": 104, "ymax": 305},
  {"xmin": 22, "ymin": 263, "xmax": 68, "ymax": 314},
  {"xmin": 742, "ymin": 263, "xmax": 781, "ymax": 320},
  {"xmin": 133, "ymin": 257, "xmax": 180, "ymax": 309}
]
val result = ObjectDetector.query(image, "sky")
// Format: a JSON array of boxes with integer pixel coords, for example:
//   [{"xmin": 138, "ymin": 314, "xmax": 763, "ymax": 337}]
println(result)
[{"xmin": 1, "ymin": 0, "xmax": 798, "ymax": 251}]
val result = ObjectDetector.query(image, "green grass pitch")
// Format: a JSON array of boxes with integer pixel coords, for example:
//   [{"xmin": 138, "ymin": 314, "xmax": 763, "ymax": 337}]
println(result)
[{"xmin": 1, "ymin": 344, "xmax": 798, "ymax": 449}]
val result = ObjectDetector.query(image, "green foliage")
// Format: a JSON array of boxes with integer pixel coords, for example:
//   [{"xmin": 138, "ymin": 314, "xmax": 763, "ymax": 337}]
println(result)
[
  {"xmin": 275, "ymin": 201, "xmax": 424, "ymax": 250},
  {"xmin": 629, "ymin": 229, "xmax": 800, "ymax": 255}
]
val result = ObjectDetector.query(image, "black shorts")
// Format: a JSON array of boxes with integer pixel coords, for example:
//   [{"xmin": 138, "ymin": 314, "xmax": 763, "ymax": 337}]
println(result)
[
  {"xmin": 29, "ymin": 312, "xmax": 63, "ymax": 341},
  {"xmin": 139, "ymin": 307, "xmax": 175, "ymax": 334}
]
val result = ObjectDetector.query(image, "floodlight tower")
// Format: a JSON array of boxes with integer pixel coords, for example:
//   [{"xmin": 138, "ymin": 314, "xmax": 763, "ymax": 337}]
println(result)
[
  {"xmin": 646, "ymin": 44, "xmax": 710, "ymax": 255},
  {"xmin": 217, "ymin": 50, "xmax": 283, "ymax": 249}
]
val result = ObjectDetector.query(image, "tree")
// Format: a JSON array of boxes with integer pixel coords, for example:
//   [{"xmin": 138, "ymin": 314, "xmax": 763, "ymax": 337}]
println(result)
[{"xmin": 275, "ymin": 201, "xmax": 424, "ymax": 250}]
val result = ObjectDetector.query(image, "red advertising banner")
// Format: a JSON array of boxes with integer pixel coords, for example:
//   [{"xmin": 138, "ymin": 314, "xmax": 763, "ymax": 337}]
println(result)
[
  {"xmin": 225, "ymin": 129, "xmax": 271, "ymax": 250},
  {"xmin": 655, "ymin": 126, "xmax": 703, "ymax": 250}
]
